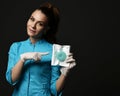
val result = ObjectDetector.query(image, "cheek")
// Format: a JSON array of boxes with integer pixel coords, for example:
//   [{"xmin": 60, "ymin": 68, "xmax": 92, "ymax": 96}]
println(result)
[
  {"xmin": 26, "ymin": 22, "xmax": 30, "ymax": 33},
  {"xmin": 36, "ymin": 27, "xmax": 45, "ymax": 33},
  {"xmin": 27, "ymin": 21, "xmax": 30, "ymax": 27}
]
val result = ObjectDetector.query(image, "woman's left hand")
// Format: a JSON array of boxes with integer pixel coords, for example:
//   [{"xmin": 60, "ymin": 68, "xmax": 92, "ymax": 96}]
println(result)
[{"xmin": 60, "ymin": 53, "xmax": 76, "ymax": 76}]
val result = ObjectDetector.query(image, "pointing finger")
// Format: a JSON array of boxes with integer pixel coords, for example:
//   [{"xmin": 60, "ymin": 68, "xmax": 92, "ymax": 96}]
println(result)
[{"xmin": 38, "ymin": 52, "xmax": 49, "ymax": 56}]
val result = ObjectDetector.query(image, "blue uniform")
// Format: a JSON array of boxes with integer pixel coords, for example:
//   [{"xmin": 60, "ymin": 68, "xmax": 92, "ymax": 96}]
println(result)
[{"xmin": 6, "ymin": 38, "xmax": 62, "ymax": 96}]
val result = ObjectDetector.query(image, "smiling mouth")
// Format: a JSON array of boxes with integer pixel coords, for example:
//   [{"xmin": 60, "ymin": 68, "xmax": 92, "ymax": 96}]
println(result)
[{"xmin": 29, "ymin": 28, "xmax": 36, "ymax": 33}]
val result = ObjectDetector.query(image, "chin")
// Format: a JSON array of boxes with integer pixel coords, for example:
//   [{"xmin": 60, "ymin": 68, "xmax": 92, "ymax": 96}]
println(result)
[{"xmin": 27, "ymin": 32, "xmax": 35, "ymax": 36}]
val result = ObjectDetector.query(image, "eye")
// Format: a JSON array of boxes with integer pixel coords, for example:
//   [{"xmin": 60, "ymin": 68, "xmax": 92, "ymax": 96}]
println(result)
[
  {"xmin": 29, "ymin": 17, "xmax": 34, "ymax": 21},
  {"xmin": 38, "ymin": 22, "xmax": 44, "ymax": 26},
  {"xmin": 37, "ymin": 22, "xmax": 46, "ymax": 27}
]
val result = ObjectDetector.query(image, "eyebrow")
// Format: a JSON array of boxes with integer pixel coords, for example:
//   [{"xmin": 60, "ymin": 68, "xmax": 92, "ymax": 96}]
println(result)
[{"xmin": 30, "ymin": 16, "xmax": 47, "ymax": 24}]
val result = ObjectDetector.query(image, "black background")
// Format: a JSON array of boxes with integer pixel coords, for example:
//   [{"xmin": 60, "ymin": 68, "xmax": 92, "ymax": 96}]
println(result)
[{"xmin": 0, "ymin": 0, "xmax": 120, "ymax": 96}]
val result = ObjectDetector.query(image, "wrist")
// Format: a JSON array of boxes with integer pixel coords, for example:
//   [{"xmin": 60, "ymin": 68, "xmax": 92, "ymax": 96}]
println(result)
[
  {"xmin": 20, "ymin": 53, "xmax": 26, "ymax": 63},
  {"xmin": 60, "ymin": 67, "xmax": 69, "ymax": 76},
  {"xmin": 20, "ymin": 58, "xmax": 25, "ymax": 63},
  {"xmin": 20, "ymin": 56, "xmax": 25, "ymax": 63}
]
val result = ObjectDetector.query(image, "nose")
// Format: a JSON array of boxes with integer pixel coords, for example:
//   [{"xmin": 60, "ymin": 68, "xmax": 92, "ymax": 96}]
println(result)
[{"xmin": 31, "ymin": 22, "xmax": 36, "ymax": 29}]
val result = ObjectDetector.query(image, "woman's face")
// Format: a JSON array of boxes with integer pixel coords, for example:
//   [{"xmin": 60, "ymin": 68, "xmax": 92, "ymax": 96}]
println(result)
[{"xmin": 27, "ymin": 10, "xmax": 48, "ymax": 39}]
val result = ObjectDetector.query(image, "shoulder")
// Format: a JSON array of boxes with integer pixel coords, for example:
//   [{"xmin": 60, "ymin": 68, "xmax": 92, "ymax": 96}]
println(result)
[
  {"xmin": 10, "ymin": 40, "xmax": 24, "ymax": 47},
  {"xmin": 43, "ymin": 39, "xmax": 53, "ymax": 47},
  {"xmin": 9, "ymin": 39, "xmax": 27, "ymax": 50}
]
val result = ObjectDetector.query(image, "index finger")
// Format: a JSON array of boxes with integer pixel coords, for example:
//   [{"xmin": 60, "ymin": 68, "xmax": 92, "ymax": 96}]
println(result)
[{"xmin": 39, "ymin": 52, "xmax": 49, "ymax": 56}]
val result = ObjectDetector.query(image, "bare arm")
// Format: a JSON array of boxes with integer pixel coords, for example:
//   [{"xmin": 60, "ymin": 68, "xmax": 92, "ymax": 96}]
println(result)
[
  {"xmin": 11, "ymin": 52, "xmax": 49, "ymax": 83},
  {"xmin": 11, "ymin": 60, "xmax": 24, "ymax": 83},
  {"xmin": 56, "ymin": 55, "xmax": 76, "ymax": 93},
  {"xmin": 56, "ymin": 74, "xmax": 67, "ymax": 92}
]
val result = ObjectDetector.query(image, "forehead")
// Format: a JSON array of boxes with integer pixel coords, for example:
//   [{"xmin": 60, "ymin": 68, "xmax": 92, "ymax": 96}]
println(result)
[{"xmin": 31, "ymin": 10, "xmax": 48, "ymax": 22}]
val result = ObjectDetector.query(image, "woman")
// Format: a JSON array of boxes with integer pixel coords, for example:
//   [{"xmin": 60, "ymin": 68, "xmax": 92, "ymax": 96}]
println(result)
[{"xmin": 6, "ymin": 2, "xmax": 76, "ymax": 96}]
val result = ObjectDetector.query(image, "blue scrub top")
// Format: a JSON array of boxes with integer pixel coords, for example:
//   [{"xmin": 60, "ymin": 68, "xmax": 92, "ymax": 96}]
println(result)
[{"xmin": 6, "ymin": 38, "xmax": 62, "ymax": 96}]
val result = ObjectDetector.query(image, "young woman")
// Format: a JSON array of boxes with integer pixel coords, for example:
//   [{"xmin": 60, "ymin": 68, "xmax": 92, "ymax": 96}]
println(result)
[{"xmin": 6, "ymin": 2, "xmax": 76, "ymax": 96}]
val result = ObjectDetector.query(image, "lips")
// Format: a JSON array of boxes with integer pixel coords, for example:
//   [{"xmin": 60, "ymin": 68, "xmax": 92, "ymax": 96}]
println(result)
[{"xmin": 29, "ymin": 28, "xmax": 36, "ymax": 34}]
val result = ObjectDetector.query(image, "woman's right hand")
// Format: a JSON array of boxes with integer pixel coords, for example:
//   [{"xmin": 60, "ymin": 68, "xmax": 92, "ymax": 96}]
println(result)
[{"xmin": 20, "ymin": 52, "xmax": 49, "ymax": 62}]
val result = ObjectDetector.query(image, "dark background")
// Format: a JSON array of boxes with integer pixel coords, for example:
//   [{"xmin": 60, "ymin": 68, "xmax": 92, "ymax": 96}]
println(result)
[{"xmin": 0, "ymin": 0, "xmax": 119, "ymax": 96}]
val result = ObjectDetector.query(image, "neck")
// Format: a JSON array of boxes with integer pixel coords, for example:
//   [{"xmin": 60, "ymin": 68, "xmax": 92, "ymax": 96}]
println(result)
[{"xmin": 29, "ymin": 37, "xmax": 41, "ymax": 44}]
